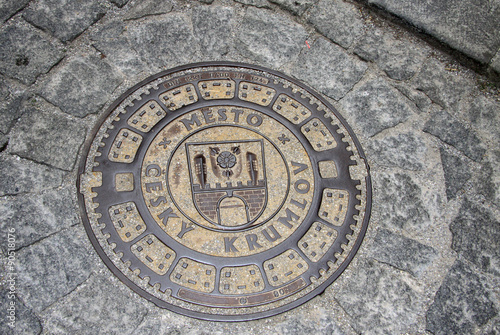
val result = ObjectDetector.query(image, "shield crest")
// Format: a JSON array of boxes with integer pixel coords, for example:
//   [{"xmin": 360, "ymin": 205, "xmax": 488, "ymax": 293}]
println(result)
[{"xmin": 186, "ymin": 140, "xmax": 267, "ymax": 229}]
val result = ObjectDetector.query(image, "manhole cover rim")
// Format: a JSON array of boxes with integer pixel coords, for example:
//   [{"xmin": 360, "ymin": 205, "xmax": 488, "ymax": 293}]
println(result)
[{"xmin": 77, "ymin": 61, "xmax": 372, "ymax": 322}]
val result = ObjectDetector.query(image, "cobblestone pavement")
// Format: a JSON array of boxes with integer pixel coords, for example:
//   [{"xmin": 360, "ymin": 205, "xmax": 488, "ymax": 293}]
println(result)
[{"xmin": 0, "ymin": 0, "xmax": 499, "ymax": 334}]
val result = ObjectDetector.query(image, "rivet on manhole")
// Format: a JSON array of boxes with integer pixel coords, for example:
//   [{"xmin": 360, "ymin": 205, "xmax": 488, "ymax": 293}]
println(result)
[{"xmin": 78, "ymin": 62, "xmax": 372, "ymax": 321}]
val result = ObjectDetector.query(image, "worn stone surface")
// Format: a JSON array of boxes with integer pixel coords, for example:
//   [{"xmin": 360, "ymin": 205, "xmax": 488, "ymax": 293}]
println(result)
[
  {"xmin": 354, "ymin": 27, "xmax": 427, "ymax": 80},
  {"xmin": 291, "ymin": 37, "xmax": 367, "ymax": 100},
  {"xmin": 38, "ymin": 55, "xmax": 123, "ymax": 118},
  {"xmin": 365, "ymin": 0, "xmax": 500, "ymax": 65},
  {"xmin": 7, "ymin": 105, "xmax": 86, "ymax": 171},
  {"xmin": 450, "ymin": 198, "xmax": 500, "ymax": 276},
  {"xmin": 336, "ymin": 259, "xmax": 424, "ymax": 334},
  {"xmin": 491, "ymin": 50, "xmax": 500, "ymax": 73},
  {"xmin": 123, "ymin": 0, "xmax": 174, "ymax": 20},
  {"xmin": 0, "ymin": 154, "xmax": 64, "ymax": 196},
  {"xmin": 236, "ymin": 7, "xmax": 308, "ymax": 68},
  {"xmin": 340, "ymin": 78, "xmax": 413, "ymax": 136},
  {"xmin": 15, "ymin": 226, "xmax": 94, "ymax": 313},
  {"xmin": 426, "ymin": 259, "xmax": 498, "ymax": 334},
  {"xmin": 23, "ymin": 0, "xmax": 107, "ymax": 42},
  {"xmin": 0, "ymin": 21, "xmax": 64, "ymax": 85},
  {"xmin": 90, "ymin": 22, "xmax": 147, "ymax": 77},
  {"xmin": 414, "ymin": 58, "xmax": 472, "ymax": 110},
  {"xmin": 192, "ymin": 6, "xmax": 235, "ymax": 59},
  {"xmin": 128, "ymin": 15, "xmax": 199, "ymax": 70},
  {"xmin": 0, "ymin": 0, "xmax": 30, "ymax": 22},
  {"xmin": 308, "ymin": 0, "xmax": 364, "ymax": 49},
  {"xmin": 110, "ymin": 0, "xmax": 129, "ymax": 8},
  {"xmin": 468, "ymin": 95, "xmax": 500, "ymax": 146},
  {"xmin": 369, "ymin": 228, "xmax": 438, "ymax": 277},
  {"xmin": 423, "ymin": 110, "xmax": 486, "ymax": 162},
  {"xmin": 0, "ymin": 77, "xmax": 25, "ymax": 134},
  {"xmin": 275, "ymin": 313, "xmax": 345, "ymax": 335},
  {"xmin": 0, "ymin": 289, "xmax": 41, "ymax": 335},
  {"xmin": 439, "ymin": 146, "xmax": 472, "ymax": 200},
  {"xmin": 269, "ymin": 0, "xmax": 317, "ymax": 15},
  {"xmin": 0, "ymin": 187, "xmax": 78, "ymax": 253},
  {"xmin": 373, "ymin": 171, "xmax": 430, "ymax": 230},
  {"xmin": 366, "ymin": 132, "xmax": 427, "ymax": 170},
  {"xmin": 234, "ymin": 0, "xmax": 270, "ymax": 8},
  {"xmin": 41, "ymin": 274, "xmax": 148, "ymax": 335}
]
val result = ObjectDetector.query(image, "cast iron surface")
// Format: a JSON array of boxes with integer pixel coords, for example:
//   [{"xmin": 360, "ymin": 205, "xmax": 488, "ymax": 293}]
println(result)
[{"xmin": 78, "ymin": 62, "xmax": 372, "ymax": 321}]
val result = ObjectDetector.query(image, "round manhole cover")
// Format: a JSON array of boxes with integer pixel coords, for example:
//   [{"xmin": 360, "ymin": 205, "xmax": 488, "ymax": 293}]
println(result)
[{"xmin": 78, "ymin": 62, "xmax": 372, "ymax": 321}]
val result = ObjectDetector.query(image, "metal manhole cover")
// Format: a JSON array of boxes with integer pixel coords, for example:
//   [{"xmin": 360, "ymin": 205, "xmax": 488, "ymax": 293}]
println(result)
[{"xmin": 78, "ymin": 62, "xmax": 372, "ymax": 321}]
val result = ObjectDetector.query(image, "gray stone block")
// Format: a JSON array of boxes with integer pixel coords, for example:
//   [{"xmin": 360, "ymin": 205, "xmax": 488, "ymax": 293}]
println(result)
[
  {"xmin": 491, "ymin": 50, "xmax": 500, "ymax": 73},
  {"xmin": 340, "ymin": 78, "xmax": 413, "ymax": 136},
  {"xmin": 127, "ymin": 15, "xmax": 199, "ymax": 69},
  {"xmin": 38, "ymin": 55, "xmax": 123, "ymax": 118},
  {"xmin": 15, "ymin": 226, "xmax": 94, "ymax": 313},
  {"xmin": 336, "ymin": 259, "xmax": 423, "ymax": 334},
  {"xmin": 0, "ymin": 154, "xmax": 64, "ymax": 196},
  {"xmin": 366, "ymin": 132, "xmax": 427, "ymax": 171},
  {"xmin": 0, "ymin": 289, "xmax": 41, "ymax": 335},
  {"xmin": 369, "ymin": 228, "xmax": 437, "ymax": 277},
  {"xmin": 291, "ymin": 37, "xmax": 367, "ymax": 100},
  {"xmin": 373, "ymin": 171, "xmax": 430, "ymax": 230},
  {"xmin": 308, "ymin": 0, "xmax": 364, "ymax": 49},
  {"xmin": 8, "ymin": 105, "xmax": 86, "ymax": 171},
  {"xmin": 426, "ymin": 260, "xmax": 498, "ymax": 334},
  {"xmin": 234, "ymin": 0, "xmax": 270, "ymax": 8},
  {"xmin": 366, "ymin": 0, "xmax": 500, "ymax": 64},
  {"xmin": 110, "ymin": 0, "xmax": 129, "ymax": 8},
  {"xmin": 269, "ymin": 0, "xmax": 316, "ymax": 15},
  {"xmin": 0, "ymin": 77, "xmax": 25, "ymax": 134},
  {"xmin": 450, "ymin": 198, "xmax": 500, "ymax": 276},
  {"xmin": 0, "ymin": 0, "xmax": 30, "ymax": 22},
  {"xmin": 236, "ymin": 7, "xmax": 308, "ymax": 68},
  {"xmin": 276, "ymin": 314, "xmax": 345, "ymax": 334},
  {"xmin": 354, "ymin": 27, "xmax": 427, "ymax": 80},
  {"xmin": 192, "ymin": 6, "xmax": 235, "ymax": 58},
  {"xmin": 414, "ymin": 58, "xmax": 472, "ymax": 110},
  {"xmin": 468, "ymin": 95, "xmax": 500, "ymax": 147},
  {"xmin": 0, "ymin": 21, "xmax": 64, "ymax": 85},
  {"xmin": 423, "ymin": 110, "xmax": 485, "ymax": 162},
  {"xmin": 123, "ymin": 0, "xmax": 174, "ymax": 20},
  {"xmin": 439, "ymin": 147, "xmax": 472, "ymax": 200},
  {"xmin": 0, "ymin": 187, "xmax": 78, "ymax": 253},
  {"xmin": 41, "ymin": 274, "xmax": 148, "ymax": 334},
  {"xmin": 23, "ymin": 0, "xmax": 108, "ymax": 43}
]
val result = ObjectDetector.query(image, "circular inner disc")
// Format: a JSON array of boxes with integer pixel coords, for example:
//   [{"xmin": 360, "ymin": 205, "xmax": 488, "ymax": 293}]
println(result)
[{"xmin": 78, "ymin": 62, "xmax": 372, "ymax": 321}]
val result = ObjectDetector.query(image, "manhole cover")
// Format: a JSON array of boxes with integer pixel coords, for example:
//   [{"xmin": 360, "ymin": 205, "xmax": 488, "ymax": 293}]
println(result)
[{"xmin": 78, "ymin": 62, "xmax": 371, "ymax": 321}]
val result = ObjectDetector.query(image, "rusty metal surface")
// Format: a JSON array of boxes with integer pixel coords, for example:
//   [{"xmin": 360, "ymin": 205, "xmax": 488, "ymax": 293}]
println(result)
[{"xmin": 78, "ymin": 62, "xmax": 372, "ymax": 321}]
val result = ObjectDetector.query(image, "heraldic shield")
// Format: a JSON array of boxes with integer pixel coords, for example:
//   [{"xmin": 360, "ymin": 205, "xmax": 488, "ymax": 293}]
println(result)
[{"xmin": 186, "ymin": 139, "xmax": 268, "ymax": 230}]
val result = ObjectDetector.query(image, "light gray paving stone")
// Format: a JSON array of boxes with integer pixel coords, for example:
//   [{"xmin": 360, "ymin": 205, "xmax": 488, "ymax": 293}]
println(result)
[
  {"xmin": 291, "ymin": 37, "xmax": 367, "ymax": 100},
  {"xmin": 423, "ymin": 110, "xmax": 486, "ymax": 162},
  {"xmin": 127, "ymin": 14, "xmax": 199, "ymax": 70},
  {"xmin": 413, "ymin": 58, "xmax": 473, "ymax": 110},
  {"xmin": 90, "ymin": 22, "xmax": 147, "ymax": 77},
  {"xmin": 41, "ymin": 274, "xmax": 149, "ymax": 335},
  {"xmin": 0, "ymin": 289, "xmax": 41, "ymax": 335},
  {"xmin": 269, "ymin": 0, "xmax": 316, "ymax": 16},
  {"xmin": 366, "ymin": 0, "xmax": 500, "ymax": 65},
  {"xmin": 365, "ymin": 132, "xmax": 427, "ymax": 171},
  {"xmin": 354, "ymin": 27, "xmax": 427, "ymax": 81},
  {"xmin": 235, "ymin": 7, "xmax": 308, "ymax": 68},
  {"xmin": 439, "ymin": 146, "xmax": 472, "ymax": 201},
  {"xmin": 23, "ymin": 0, "xmax": 108, "ymax": 43},
  {"xmin": 373, "ymin": 171, "xmax": 430, "ymax": 230},
  {"xmin": 0, "ymin": 154, "xmax": 64, "ymax": 196},
  {"xmin": 450, "ymin": 197, "xmax": 500, "ymax": 276},
  {"xmin": 276, "ymin": 313, "xmax": 345, "ymax": 335},
  {"xmin": 234, "ymin": 0, "xmax": 270, "ymax": 8},
  {"xmin": 426, "ymin": 259, "xmax": 498, "ymax": 334},
  {"xmin": 0, "ymin": 77, "xmax": 25, "ymax": 134},
  {"xmin": 308, "ymin": 0, "xmax": 364, "ymax": 49},
  {"xmin": 0, "ymin": 21, "xmax": 64, "ymax": 85},
  {"xmin": 8, "ymin": 105, "xmax": 86, "ymax": 171},
  {"xmin": 491, "ymin": 49, "xmax": 500, "ymax": 73},
  {"xmin": 369, "ymin": 228, "xmax": 438, "ymax": 277},
  {"xmin": 0, "ymin": 187, "xmax": 78, "ymax": 253},
  {"xmin": 336, "ymin": 258, "xmax": 424, "ymax": 334},
  {"xmin": 0, "ymin": 0, "xmax": 30, "ymax": 23},
  {"xmin": 468, "ymin": 95, "xmax": 500, "ymax": 147},
  {"xmin": 15, "ymin": 226, "xmax": 94, "ymax": 313},
  {"xmin": 123, "ymin": 0, "xmax": 174, "ymax": 20},
  {"xmin": 38, "ymin": 54, "xmax": 123, "ymax": 118},
  {"xmin": 340, "ymin": 78, "xmax": 413, "ymax": 136},
  {"xmin": 192, "ymin": 6, "xmax": 236, "ymax": 58}
]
